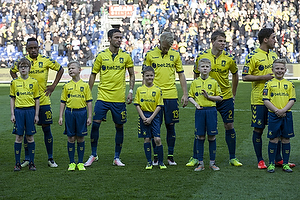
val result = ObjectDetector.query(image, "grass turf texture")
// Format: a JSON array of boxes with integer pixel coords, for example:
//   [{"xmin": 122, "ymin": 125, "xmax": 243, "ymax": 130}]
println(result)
[{"xmin": 1, "ymin": 81, "xmax": 300, "ymax": 199}]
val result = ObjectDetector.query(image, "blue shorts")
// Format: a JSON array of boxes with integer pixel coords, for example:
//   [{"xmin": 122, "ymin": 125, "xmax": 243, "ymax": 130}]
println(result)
[
  {"xmin": 267, "ymin": 112, "xmax": 294, "ymax": 139},
  {"xmin": 159, "ymin": 99, "xmax": 179, "ymax": 125},
  {"xmin": 64, "ymin": 107, "xmax": 88, "ymax": 137},
  {"xmin": 251, "ymin": 105, "xmax": 268, "ymax": 129},
  {"xmin": 37, "ymin": 105, "xmax": 53, "ymax": 125},
  {"xmin": 216, "ymin": 98, "xmax": 234, "ymax": 123},
  {"xmin": 195, "ymin": 107, "xmax": 218, "ymax": 136},
  {"xmin": 93, "ymin": 100, "xmax": 127, "ymax": 124},
  {"xmin": 13, "ymin": 107, "xmax": 36, "ymax": 136},
  {"xmin": 138, "ymin": 112, "xmax": 161, "ymax": 138}
]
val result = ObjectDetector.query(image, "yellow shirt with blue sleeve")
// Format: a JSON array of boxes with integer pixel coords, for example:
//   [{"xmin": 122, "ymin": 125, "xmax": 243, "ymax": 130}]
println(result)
[
  {"xmin": 11, "ymin": 54, "xmax": 62, "ymax": 106},
  {"xmin": 143, "ymin": 47, "xmax": 183, "ymax": 99},
  {"xmin": 60, "ymin": 79, "xmax": 93, "ymax": 109},
  {"xmin": 134, "ymin": 84, "xmax": 164, "ymax": 112},
  {"xmin": 10, "ymin": 77, "xmax": 40, "ymax": 108},
  {"xmin": 92, "ymin": 48, "xmax": 133, "ymax": 103},
  {"xmin": 194, "ymin": 49, "xmax": 238, "ymax": 100},
  {"xmin": 188, "ymin": 76, "xmax": 222, "ymax": 107},
  {"xmin": 242, "ymin": 48, "xmax": 278, "ymax": 105},
  {"xmin": 262, "ymin": 78, "xmax": 296, "ymax": 112}
]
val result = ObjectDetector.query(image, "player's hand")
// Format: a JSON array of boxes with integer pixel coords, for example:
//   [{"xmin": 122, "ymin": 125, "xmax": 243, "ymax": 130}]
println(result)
[
  {"xmin": 144, "ymin": 118, "xmax": 152, "ymax": 125},
  {"xmin": 275, "ymin": 109, "xmax": 286, "ymax": 117},
  {"xmin": 11, "ymin": 115, "xmax": 15, "ymax": 123},
  {"xmin": 126, "ymin": 93, "xmax": 133, "ymax": 104},
  {"xmin": 34, "ymin": 116, "xmax": 39, "ymax": 124},
  {"xmin": 58, "ymin": 118, "xmax": 63, "ymax": 126},
  {"xmin": 181, "ymin": 94, "xmax": 188, "ymax": 108},
  {"xmin": 87, "ymin": 117, "xmax": 92, "ymax": 126},
  {"xmin": 195, "ymin": 104, "xmax": 202, "ymax": 110},
  {"xmin": 264, "ymin": 73, "xmax": 274, "ymax": 81},
  {"xmin": 202, "ymin": 90, "xmax": 209, "ymax": 99},
  {"xmin": 45, "ymin": 85, "xmax": 55, "ymax": 97}
]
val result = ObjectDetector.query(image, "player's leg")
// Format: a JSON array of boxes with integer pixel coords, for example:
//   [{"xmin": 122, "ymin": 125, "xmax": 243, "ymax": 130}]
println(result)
[
  {"xmin": 207, "ymin": 108, "xmax": 219, "ymax": 171},
  {"xmin": 281, "ymin": 112, "xmax": 295, "ymax": 172},
  {"xmin": 267, "ymin": 137, "xmax": 278, "ymax": 173},
  {"xmin": 194, "ymin": 135, "xmax": 205, "ymax": 171},
  {"xmin": 74, "ymin": 108, "xmax": 87, "ymax": 171},
  {"xmin": 25, "ymin": 107, "xmax": 37, "ymax": 171},
  {"xmin": 85, "ymin": 100, "xmax": 107, "ymax": 166},
  {"xmin": 164, "ymin": 99, "xmax": 179, "ymax": 165},
  {"xmin": 144, "ymin": 138, "xmax": 152, "ymax": 169},
  {"xmin": 67, "ymin": 136, "xmax": 76, "ymax": 171},
  {"xmin": 14, "ymin": 135, "xmax": 23, "ymax": 171},
  {"xmin": 112, "ymin": 102, "xmax": 127, "ymax": 166},
  {"xmin": 39, "ymin": 105, "xmax": 58, "ymax": 167},
  {"xmin": 152, "ymin": 116, "xmax": 165, "ymax": 169},
  {"xmin": 76, "ymin": 136, "xmax": 86, "ymax": 171},
  {"xmin": 217, "ymin": 99, "xmax": 242, "ymax": 166},
  {"xmin": 251, "ymin": 105, "xmax": 267, "ymax": 168},
  {"xmin": 152, "ymin": 109, "xmax": 163, "ymax": 166}
]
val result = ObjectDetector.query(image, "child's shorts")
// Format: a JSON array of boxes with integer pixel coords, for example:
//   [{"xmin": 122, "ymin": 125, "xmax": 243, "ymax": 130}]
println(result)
[
  {"xmin": 138, "ymin": 111, "xmax": 161, "ymax": 138},
  {"xmin": 195, "ymin": 107, "xmax": 218, "ymax": 136}
]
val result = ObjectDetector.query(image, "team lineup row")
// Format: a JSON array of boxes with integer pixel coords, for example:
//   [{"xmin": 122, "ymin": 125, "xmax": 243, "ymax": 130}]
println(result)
[{"xmin": 10, "ymin": 28, "xmax": 295, "ymax": 172}]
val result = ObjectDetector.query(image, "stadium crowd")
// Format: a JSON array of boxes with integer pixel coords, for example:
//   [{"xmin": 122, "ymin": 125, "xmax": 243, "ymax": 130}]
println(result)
[{"xmin": 0, "ymin": 0, "xmax": 300, "ymax": 67}]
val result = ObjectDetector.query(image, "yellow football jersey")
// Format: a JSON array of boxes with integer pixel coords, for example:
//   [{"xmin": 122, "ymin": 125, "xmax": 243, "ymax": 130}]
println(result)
[
  {"xmin": 194, "ymin": 49, "xmax": 238, "ymax": 100},
  {"xmin": 262, "ymin": 78, "xmax": 296, "ymax": 111},
  {"xmin": 143, "ymin": 47, "xmax": 183, "ymax": 99},
  {"xmin": 92, "ymin": 48, "xmax": 134, "ymax": 102},
  {"xmin": 12, "ymin": 54, "xmax": 62, "ymax": 106},
  {"xmin": 61, "ymin": 79, "xmax": 93, "ymax": 109},
  {"xmin": 243, "ymin": 48, "xmax": 278, "ymax": 105},
  {"xmin": 188, "ymin": 76, "xmax": 222, "ymax": 107},
  {"xmin": 134, "ymin": 84, "xmax": 164, "ymax": 112},
  {"xmin": 10, "ymin": 77, "xmax": 40, "ymax": 108}
]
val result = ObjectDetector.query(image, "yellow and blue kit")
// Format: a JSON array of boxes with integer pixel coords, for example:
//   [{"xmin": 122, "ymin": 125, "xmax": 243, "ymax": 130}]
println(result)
[
  {"xmin": 92, "ymin": 48, "xmax": 134, "ymax": 103},
  {"xmin": 143, "ymin": 46, "xmax": 183, "ymax": 99},
  {"xmin": 12, "ymin": 54, "xmax": 62, "ymax": 106},
  {"xmin": 194, "ymin": 49, "xmax": 237, "ymax": 100}
]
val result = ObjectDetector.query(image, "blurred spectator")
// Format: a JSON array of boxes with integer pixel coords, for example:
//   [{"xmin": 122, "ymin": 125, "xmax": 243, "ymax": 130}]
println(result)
[
  {"xmin": 78, "ymin": 50, "xmax": 87, "ymax": 66},
  {"xmin": 7, "ymin": 56, "xmax": 14, "ymax": 68},
  {"xmin": 85, "ymin": 46, "xmax": 94, "ymax": 66},
  {"xmin": 0, "ymin": 58, "xmax": 8, "ymax": 68}
]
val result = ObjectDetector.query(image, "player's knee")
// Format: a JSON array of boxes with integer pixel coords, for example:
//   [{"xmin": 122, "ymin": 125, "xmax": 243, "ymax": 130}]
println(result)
[
  {"xmin": 154, "ymin": 137, "xmax": 162, "ymax": 146},
  {"xmin": 224, "ymin": 122, "xmax": 234, "ymax": 130},
  {"xmin": 269, "ymin": 137, "xmax": 279, "ymax": 143},
  {"xmin": 208, "ymin": 135, "xmax": 216, "ymax": 141},
  {"xmin": 68, "ymin": 136, "xmax": 76, "ymax": 143},
  {"xmin": 115, "ymin": 124, "xmax": 123, "ymax": 129},
  {"xmin": 196, "ymin": 135, "xmax": 205, "ymax": 140},
  {"xmin": 15, "ymin": 135, "xmax": 23, "ymax": 143},
  {"xmin": 26, "ymin": 135, "xmax": 34, "ymax": 143},
  {"xmin": 281, "ymin": 137, "xmax": 290, "ymax": 144},
  {"xmin": 144, "ymin": 138, "xmax": 151, "ymax": 143}
]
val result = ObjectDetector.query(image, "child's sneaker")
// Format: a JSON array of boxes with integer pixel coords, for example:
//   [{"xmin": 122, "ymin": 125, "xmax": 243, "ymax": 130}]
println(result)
[
  {"xmin": 194, "ymin": 162, "xmax": 205, "ymax": 171},
  {"xmin": 77, "ymin": 163, "xmax": 86, "ymax": 171},
  {"xmin": 145, "ymin": 162, "xmax": 153, "ymax": 170},
  {"xmin": 48, "ymin": 158, "xmax": 58, "ymax": 168},
  {"xmin": 84, "ymin": 155, "xmax": 99, "ymax": 167},
  {"xmin": 282, "ymin": 164, "xmax": 293, "ymax": 173},
  {"xmin": 159, "ymin": 163, "xmax": 167, "ymax": 169},
  {"xmin": 167, "ymin": 155, "xmax": 177, "ymax": 165},
  {"xmin": 29, "ymin": 162, "xmax": 36, "ymax": 171},
  {"xmin": 21, "ymin": 160, "xmax": 29, "ymax": 168},
  {"xmin": 113, "ymin": 158, "xmax": 125, "ymax": 166},
  {"xmin": 186, "ymin": 157, "xmax": 199, "ymax": 167},
  {"xmin": 275, "ymin": 160, "xmax": 296, "ymax": 168},
  {"xmin": 14, "ymin": 163, "xmax": 21, "ymax": 172},
  {"xmin": 258, "ymin": 160, "xmax": 267, "ymax": 169},
  {"xmin": 68, "ymin": 163, "xmax": 76, "ymax": 171},
  {"xmin": 152, "ymin": 156, "xmax": 158, "ymax": 166},
  {"xmin": 209, "ymin": 162, "xmax": 220, "ymax": 171},
  {"xmin": 267, "ymin": 164, "xmax": 275, "ymax": 173}
]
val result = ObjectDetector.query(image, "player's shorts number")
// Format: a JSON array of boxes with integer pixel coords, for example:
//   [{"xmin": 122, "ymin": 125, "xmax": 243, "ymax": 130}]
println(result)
[
  {"xmin": 121, "ymin": 111, "xmax": 127, "ymax": 120},
  {"xmin": 228, "ymin": 110, "xmax": 233, "ymax": 119},
  {"xmin": 172, "ymin": 110, "xmax": 179, "ymax": 119},
  {"xmin": 45, "ymin": 111, "xmax": 52, "ymax": 119}
]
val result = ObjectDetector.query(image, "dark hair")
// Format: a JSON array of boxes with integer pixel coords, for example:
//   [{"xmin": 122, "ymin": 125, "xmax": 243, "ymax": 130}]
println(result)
[
  {"xmin": 142, "ymin": 66, "xmax": 155, "ymax": 74},
  {"xmin": 107, "ymin": 29, "xmax": 121, "ymax": 39},
  {"xmin": 26, "ymin": 37, "xmax": 38, "ymax": 45},
  {"xmin": 258, "ymin": 28, "xmax": 274, "ymax": 44},
  {"xmin": 17, "ymin": 58, "xmax": 31, "ymax": 68},
  {"xmin": 211, "ymin": 30, "xmax": 226, "ymax": 42}
]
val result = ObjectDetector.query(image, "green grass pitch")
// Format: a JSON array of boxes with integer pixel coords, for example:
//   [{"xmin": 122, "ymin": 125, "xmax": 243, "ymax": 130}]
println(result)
[{"xmin": 0, "ymin": 81, "xmax": 300, "ymax": 199}]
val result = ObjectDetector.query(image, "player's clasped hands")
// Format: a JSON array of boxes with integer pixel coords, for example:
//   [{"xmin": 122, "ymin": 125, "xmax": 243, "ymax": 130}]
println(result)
[{"xmin": 275, "ymin": 109, "xmax": 286, "ymax": 118}]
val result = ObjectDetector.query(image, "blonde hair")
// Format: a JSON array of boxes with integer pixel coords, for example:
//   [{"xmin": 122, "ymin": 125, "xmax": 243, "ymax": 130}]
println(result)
[
  {"xmin": 67, "ymin": 61, "xmax": 81, "ymax": 68},
  {"xmin": 273, "ymin": 59, "xmax": 286, "ymax": 67},
  {"xmin": 198, "ymin": 58, "xmax": 211, "ymax": 67}
]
